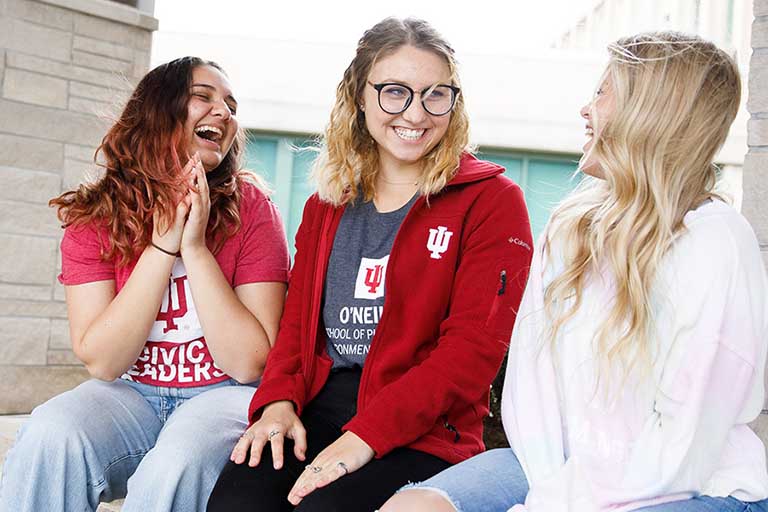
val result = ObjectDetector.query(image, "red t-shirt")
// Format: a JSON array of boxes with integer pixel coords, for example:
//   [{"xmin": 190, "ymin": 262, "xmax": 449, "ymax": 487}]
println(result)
[{"xmin": 58, "ymin": 181, "xmax": 290, "ymax": 388}]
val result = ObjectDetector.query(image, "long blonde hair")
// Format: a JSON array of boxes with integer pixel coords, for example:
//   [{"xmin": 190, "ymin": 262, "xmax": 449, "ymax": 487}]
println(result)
[
  {"xmin": 312, "ymin": 17, "xmax": 471, "ymax": 206},
  {"xmin": 543, "ymin": 32, "xmax": 741, "ymax": 382}
]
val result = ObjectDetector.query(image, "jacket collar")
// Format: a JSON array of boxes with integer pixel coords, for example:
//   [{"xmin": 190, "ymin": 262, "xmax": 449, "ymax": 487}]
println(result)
[{"xmin": 447, "ymin": 153, "xmax": 506, "ymax": 186}]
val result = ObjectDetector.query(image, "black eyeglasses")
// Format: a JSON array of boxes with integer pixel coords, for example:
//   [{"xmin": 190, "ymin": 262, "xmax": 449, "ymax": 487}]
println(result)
[{"xmin": 367, "ymin": 81, "xmax": 460, "ymax": 116}]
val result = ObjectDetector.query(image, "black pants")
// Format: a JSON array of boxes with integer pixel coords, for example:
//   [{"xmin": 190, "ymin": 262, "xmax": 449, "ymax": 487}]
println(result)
[{"xmin": 207, "ymin": 369, "xmax": 450, "ymax": 511}]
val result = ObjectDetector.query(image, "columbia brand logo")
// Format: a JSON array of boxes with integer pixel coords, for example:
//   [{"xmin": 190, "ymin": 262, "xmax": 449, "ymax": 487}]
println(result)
[
  {"xmin": 508, "ymin": 237, "xmax": 531, "ymax": 252},
  {"xmin": 427, "ymin": 226, "xmax": 453, "ymax": 259}
]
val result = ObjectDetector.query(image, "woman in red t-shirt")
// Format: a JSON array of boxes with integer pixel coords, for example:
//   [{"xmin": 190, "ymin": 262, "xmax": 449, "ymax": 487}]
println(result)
[{"xmin": 0, "ymin": 57, "xmax": 289, "ymax": 512}]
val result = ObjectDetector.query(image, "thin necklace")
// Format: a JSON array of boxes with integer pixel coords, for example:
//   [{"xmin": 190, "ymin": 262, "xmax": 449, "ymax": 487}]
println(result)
[{"xmin": 377, "ymin": 174, "xmax": 418, "ymax": 186}]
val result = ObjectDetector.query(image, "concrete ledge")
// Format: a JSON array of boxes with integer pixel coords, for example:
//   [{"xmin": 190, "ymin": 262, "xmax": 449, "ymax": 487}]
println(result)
[
  {"xmin": 0, "ymin": 366, "xmax": 90, "ymax": 413},
  {"xmin": 39, "ymin": 0, "xmax": 157, "ymax": 30}
]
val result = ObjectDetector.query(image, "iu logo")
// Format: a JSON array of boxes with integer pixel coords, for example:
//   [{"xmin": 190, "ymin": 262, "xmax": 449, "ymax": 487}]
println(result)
[
  {"xmin": 156, "ymin": 275, "xmax": 189, "ymax": 333},
  {"xmin": 427, "ymin": 226, "xmax": 453, "ymax": 259},
  {"xmin": 354, "ymin": 255, "xmax": 389, "ymax": 300}
]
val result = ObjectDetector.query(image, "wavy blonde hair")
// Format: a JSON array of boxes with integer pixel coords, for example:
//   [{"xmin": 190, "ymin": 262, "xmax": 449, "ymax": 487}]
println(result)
[
  {"xmin": 543, "ymin": 32, "xmax": 741, "ymax": 383},
  {"xmin": 312, "ymin": 17, "xmax": 471, "ymax": 205}
]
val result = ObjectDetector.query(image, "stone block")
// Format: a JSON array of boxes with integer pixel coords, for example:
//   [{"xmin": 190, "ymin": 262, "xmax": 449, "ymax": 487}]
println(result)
[
  {"xmin": 6, "ymin": 0, "xmax": 73, "ymax": 31},
  {"xmin": 73, "ymin": 35, "xmax": 134, "ymax": 62},
  {"xmin": 749, "ymin": 118, "xmax": 768, "ymax": 147},
  {"xmin": 40, "ymin": 0, "xmax": 158, "ymax": 31},
  {"xmin": 0, "ymin": 200, "xmax": 60, "ymax": 237},
  {"xmin": 0, "ymin": 18, "xmax": 71, "ymax": 62},
  {"xmin": 0, "ymin": 167, "xmax": 61, "ymax": 204},
  {"xmin": 49, "ymin": 318, "xmax": 69, "ymax": 349},
  {"xmin": 0, "ymin": 48, "xmax": 5, "ymax": 82},
  {"xmin": 62, "ymin": 159, "xmax": 102, "ymax": 190},
  {"xmin": 64, "ymin": 143, "xmax": 97, "ymax": 163},
  {"xmin": 0, "ymin": 317, "xmax": 49, "ymax": 365},
  {"xmin": 0, "ymin": 284, "xmax": 51, "ymax": 301},
  {"xmin": 742, "ymin": 152, "xmax": 768, "ymax": 243},
  {"xmin": 757, "ymin": 0, "xmax": 768, "ymax": 17},
  {"xmin": 0, "ymin": 365, "xmax": 89, "ymax": 413},
  {"xmin": 47, "ymin": 349, "xmax": 80, "ymax": 365},
  {"xmin": 0, "ymin": 99, "xmax": 108, "ymax": 147},
  {"xmin": 74, "ymin": 11, "xmax": 142, "ymax": 48},
  {"xmin": 69, "ymin": 96, "xmax": 113, "ymax": 117},
  {"xmin": 0, "ymin": 234, "xmax": 57, "ymax": 285},
  {"xmin": 73, "ymin": 50, "xmax": 132, "ymax": 74},
  {"xmin": 70, "ymin": 80, "xmax": 129, "ymax": 103},
  {"xmin": 53, "ymin": 279, "xmax": 65, "ymax": 301},
  {"xmin": 2, "ymin": 68, "xmax": 67, "ymax": 108},
  {"xmin": 0, "ymin": 299, "xmax": 67, "ymax": 318},
  {"xmin": 0, "ymin": 134, "xmax": 63, "ymax": 172},
  {"xmin": 754, "ymin": 16, "xmax": 768, "ymax": 50},
  {"xmin": 132, "ymin": 49, "xmax": 151, "ymax": 79},
  {"xmin": 7, "ymin": 52, "xmax": 133, "ymax": 91},
  {"xmin": 749, "ymin": 52, "xmax": 768, "ymax": 114},
  {"xmin": 63, "ymin": 158, "xmax": 103, "ymax": 190}
]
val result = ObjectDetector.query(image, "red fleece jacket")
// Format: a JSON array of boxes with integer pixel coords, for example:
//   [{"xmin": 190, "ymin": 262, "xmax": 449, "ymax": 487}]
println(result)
[{"xmin": 248, "ymin": 154, "xmax": 533, "ymax": 464}]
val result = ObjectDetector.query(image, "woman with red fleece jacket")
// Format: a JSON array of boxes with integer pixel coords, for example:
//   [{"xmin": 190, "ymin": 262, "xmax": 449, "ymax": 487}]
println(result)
[{"xmin": 207, "ymin": 17, "xmax": 533, "ymax": 512}]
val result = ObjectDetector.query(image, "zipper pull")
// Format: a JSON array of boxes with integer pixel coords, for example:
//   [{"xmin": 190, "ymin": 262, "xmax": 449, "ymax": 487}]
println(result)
[
  {"xmin": 443, "ymin": 419, "xmax": 460, "ymax": 443},
  {"xmin": 497, "ymin": 270, "xmax": 507, "ymax": 295}
]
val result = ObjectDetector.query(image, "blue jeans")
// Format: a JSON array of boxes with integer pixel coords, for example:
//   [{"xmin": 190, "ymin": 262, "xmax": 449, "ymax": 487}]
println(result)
[
  {"xmin": 0, "ymin": 378, "xmax": 255, "ymax": 512},
  {"xmin": 405, "ymin": 448, "xmax": 768, "ymax": 512}
]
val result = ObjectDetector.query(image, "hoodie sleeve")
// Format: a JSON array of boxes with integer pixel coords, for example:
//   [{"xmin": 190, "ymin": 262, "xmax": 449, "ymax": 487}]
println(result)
[
  {"xmin": 246, "ymin": 195, "xmax": 320, "ymax": 423},
  {"xmin": 506, "ymin": 213, "xmax": 768, "ymax": 512},
  {"xmin": 343, "ymin": 180, "xmax": 533, "ymax": 457}
]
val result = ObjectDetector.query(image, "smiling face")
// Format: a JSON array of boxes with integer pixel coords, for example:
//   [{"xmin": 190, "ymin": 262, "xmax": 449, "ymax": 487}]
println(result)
[
  {"xmin": 361, "ymin": 45, "xmax": 453, "ymax": 176},
  {"xmin": 579, "ymin": 71, "xmax": 616, "ymax": 179},
  {"xmin": 183, "ymin": 65, "xmax": 239, "ymax": 172}
]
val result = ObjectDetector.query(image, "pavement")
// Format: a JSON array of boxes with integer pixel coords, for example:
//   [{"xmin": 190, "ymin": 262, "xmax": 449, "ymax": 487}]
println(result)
[{"xmin": 0, "ymin": 415, "xmax": 123, "ymax": 511}]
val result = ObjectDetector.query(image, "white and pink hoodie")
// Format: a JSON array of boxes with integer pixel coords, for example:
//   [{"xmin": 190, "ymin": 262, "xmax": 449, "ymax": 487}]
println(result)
[{"xmin": 503, "ymin": 200, "xmax": 768, "ymax": 511}]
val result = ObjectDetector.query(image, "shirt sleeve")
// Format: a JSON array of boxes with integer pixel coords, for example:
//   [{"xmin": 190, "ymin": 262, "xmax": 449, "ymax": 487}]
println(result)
[
  {"xmin": 58, "ymin": 223, "xmax": 115, "ymax": 285},
  {"xmin": 233, "ymin": 182, "xmax": 290, "ymax": 287},
  {"xmin": 510, "ymin": 214, "xmax": 768, "ymax": 512}
]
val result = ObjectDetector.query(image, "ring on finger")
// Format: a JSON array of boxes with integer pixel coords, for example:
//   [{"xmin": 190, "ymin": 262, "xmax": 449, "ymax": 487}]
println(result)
[
  {"xmin": 305, "ymin": 464, "xmax": 323, "ymax": 473},
  {"xmin": 267, "ymin": 429, "xmax": 280, "ymax": 441},
  {"xmin": 336, "ymin": 461, "xmax": 349, "ymax": 475}
]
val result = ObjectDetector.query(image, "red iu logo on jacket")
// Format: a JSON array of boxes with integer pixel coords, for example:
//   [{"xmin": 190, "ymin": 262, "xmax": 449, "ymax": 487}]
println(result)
[{"xmin": 354, "ymin": 255, "xmax": 389, "ymax": 300}]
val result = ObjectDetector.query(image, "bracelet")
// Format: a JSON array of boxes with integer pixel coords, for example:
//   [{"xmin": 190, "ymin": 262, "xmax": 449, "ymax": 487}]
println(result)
[{"xmin": 150, "ymin": 241, "xmax": 180, "ymax": 257}]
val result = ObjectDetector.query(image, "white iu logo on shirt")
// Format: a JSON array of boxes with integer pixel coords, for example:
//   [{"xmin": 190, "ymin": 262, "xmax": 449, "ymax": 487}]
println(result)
[
  {"xmin": 354, "ymin": 255, "xmax": 389, "ymax": 300},
  {"xmin": 427, "ymin": 226, "xmax": 453, "ymax": 259}
]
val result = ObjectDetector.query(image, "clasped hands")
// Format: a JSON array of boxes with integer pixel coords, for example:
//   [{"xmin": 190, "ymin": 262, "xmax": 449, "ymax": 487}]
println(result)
[
  {"xmin": 230, "ymin": 400, "xmax": 375, "ymax": 506},
  {"xmin": 151, "ymin": 153, "xmax": 210, "ymax": 257}
]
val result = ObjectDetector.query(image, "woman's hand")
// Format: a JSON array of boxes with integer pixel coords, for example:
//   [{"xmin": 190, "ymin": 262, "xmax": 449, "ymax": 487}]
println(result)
[
  {"xmin": 230, "ymin": 400, "xmax": 307, "ymax": 469},
  {"xmin": 287, "ymin": 431, "xmax": 375, "ymax": 506},
  {"xmin": 180, "ymin": 153, "xmax": 211, "ymax": 256},
  {"xmin": 151, "ymin": 156, "xmax": 195, "ymax": 254}
]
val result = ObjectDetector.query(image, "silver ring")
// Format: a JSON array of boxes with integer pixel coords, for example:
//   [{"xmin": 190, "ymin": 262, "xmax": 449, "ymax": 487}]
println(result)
[
  {"xmin": 267, "ymin": 429, "xmax": 280, "ymax": 441},
  {"xmin": 305, "ymin": 464, "xmax": 323, "ymax": 473},
  {"xmin": 336, "ymin": 461, "xmax": 349, "ymax": 475}
]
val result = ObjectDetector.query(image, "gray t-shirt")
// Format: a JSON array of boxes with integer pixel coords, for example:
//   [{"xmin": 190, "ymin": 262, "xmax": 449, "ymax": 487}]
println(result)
[{"xmin": 323, "ymin": 195, "xmax": 417, "ymax": 369}]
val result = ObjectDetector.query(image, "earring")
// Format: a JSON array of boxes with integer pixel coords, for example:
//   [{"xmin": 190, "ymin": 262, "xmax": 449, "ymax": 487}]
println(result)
[{"xmin": 359, "ymin": 104, "xmax": 365, "ymax": 112}]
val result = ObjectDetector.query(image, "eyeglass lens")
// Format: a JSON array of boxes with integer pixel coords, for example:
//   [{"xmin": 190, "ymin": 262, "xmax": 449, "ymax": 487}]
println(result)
[{"xmin": 378, "ymin": 84, "xmax": 456, "ymax": 116}]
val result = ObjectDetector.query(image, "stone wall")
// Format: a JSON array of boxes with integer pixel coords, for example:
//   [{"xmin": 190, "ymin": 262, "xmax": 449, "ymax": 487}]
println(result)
[
  {"xmin": 0, "ymin": 0, "xmax": 156, "ymax": 413},
  {"xmin": 747, "ymin": 0, "xmax": 768, "ymax": 440}
]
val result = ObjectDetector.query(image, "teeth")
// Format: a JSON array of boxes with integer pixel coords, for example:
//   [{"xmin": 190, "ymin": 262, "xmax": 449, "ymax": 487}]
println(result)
[
  {"xmin": 194, "ymin": 125, "xmax": 222, "ymax": 140},
  {"xmin": 394, "ymin": 127, "xmax": 425, "ymax": 141}
]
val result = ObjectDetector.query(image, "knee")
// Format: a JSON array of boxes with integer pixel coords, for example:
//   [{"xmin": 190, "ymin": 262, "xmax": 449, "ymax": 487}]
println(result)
[{"xmin": 379, "ymin": 489, "xmax": 457, "ymax": 512}]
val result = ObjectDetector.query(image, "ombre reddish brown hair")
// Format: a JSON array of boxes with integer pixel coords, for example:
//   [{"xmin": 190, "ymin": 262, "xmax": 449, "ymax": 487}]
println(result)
[{"xmin": 50, "ymin": 56, "xmax": 254, "ymax": 265}]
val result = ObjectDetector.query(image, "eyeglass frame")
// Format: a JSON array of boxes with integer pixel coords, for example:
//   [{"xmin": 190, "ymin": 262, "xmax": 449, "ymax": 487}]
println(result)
[{"xmin": 366, "ymin": 81, "xmax": 461, "ymax": 117}]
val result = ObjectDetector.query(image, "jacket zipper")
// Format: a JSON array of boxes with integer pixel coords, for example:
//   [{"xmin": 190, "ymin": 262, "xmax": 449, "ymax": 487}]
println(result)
[
  {"xmin": 305, "ymin": 206, "xmax": 336, "ymax": 385},
  {"xmin": 357, "ymin": 195, "xmax": 427, "ymax": 410}
]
